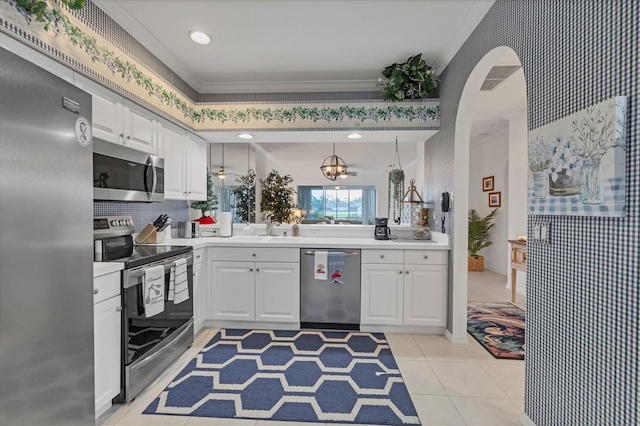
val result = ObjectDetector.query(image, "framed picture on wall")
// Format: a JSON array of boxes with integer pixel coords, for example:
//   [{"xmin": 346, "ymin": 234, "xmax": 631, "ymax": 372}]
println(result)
[
  {"xmin": 482, "ymin": 176, "xmax": 494, "ymax": 192},
  {"xmin": 489, "ymin": 192, "xmax": 501, "ymax": 207}
]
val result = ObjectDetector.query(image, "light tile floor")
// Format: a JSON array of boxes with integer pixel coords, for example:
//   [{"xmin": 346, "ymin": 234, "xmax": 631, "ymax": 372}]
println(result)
[{"xmin": 100, "ymin": 270, "xmax": 526, "ymax": 426}]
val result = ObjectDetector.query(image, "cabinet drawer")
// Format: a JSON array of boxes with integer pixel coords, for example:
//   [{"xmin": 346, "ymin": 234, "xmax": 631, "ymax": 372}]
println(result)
[
  {"xmin": 209, "ymin": 247, "xmax": 299, "ymax": 263},
  {"xmin": 194, "ymin": 248, "xmax": 205, "ymax": 266},
  {"xmin": 404, "ymin": 250, "xmax": 447, "ymax": 265},
  {"xmin": 94, "ymin": 272, "xmax": 121, "ymax": 304},
  {"xmin": 362, "ymin": 249, "xmax": 403, "ymax": 264}
]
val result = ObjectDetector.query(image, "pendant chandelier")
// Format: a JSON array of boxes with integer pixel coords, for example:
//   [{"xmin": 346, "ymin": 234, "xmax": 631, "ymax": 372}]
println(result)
[{"xmin": 320, "ymin": 143, "xmax": 348, "ymax": 181}]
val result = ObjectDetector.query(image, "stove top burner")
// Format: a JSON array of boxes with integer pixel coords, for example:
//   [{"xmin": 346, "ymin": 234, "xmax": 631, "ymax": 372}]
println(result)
[{"xmin": 95, "ymin": 244, "xmax": 192, "ymax": 269}]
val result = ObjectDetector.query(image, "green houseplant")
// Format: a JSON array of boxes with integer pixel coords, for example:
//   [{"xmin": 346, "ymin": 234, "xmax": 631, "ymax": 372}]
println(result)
[
  {"xmin": 378, "ymin": 53, "xmax": 439, "ymax": 101},
  {"xmin": 190, "ymin": 171, "xmax": 218, "ymax": 219},
  {"xmin": 232, "ymin": 169, "xmax": 256, "ymax": 224},
  {"xmin": 260, "ymin": 169, "xmax": 296, "ymax": 223},
  {"xmin": 468, "ymin": 208, "xmax": 499, "ymax": 271}
]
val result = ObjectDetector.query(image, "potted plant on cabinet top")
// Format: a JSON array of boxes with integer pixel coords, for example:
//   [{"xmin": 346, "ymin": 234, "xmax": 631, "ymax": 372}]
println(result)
[
  {"xmin": 468, "ymin": 208, "xmax": 499, "ymax": 271},
  {"xmin": 377, "ymin": 53, "xmax": 439, "ymax": 101},
  {"xmin": 260, "ymin": 169, "xmax": 296, "ymax": 224}
]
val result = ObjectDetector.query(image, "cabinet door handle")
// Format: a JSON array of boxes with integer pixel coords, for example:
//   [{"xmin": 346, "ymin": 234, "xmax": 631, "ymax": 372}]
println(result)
[
  {"xmin": 249, "ymin": 268, "xmax": 253, "ymax": 272},
  {"xmin": 119, "ymin": 133, "xmax": 124, "ymax": 138},
  {"xmin": 256, "ymin": 268, "xmax": 260, "ymax": 272},
  {"xmin": 93, "ymin": 288, "xmax": 99, "ymax": 294},
  {"xmin": 405, "ymin": 271, "xmax": 409, "ymax": 274},
  {"xmin": 380, "ymin": 255, "xmax": 385, "ymax": 259},
  {"xmin": 252, "ymin": 253, "xmax": 256, "ymax": 257},
  {"xmin": 116, "ymin": 306, "xmax": 122, "ymax": 312},
  {"xmin": 423, "ymin": 255, "xmax": 429, "ymax": 259},
  {"xmin": 398, "ymin": 271, "xmax": 402, "ymax": 274},
  {"xmin": 126, "ymin": 135, "xmax": 131, "ymax": 140}
]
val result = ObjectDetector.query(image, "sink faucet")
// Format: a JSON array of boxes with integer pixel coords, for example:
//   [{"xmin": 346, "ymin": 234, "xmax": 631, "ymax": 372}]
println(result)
[{"xmin": 265, "ymin": 217, "xmax": 281, "ymax": 236}]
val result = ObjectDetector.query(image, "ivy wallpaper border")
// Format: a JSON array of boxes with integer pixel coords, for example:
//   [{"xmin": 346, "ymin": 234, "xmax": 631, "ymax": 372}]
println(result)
[{"xmin": 0, "ymin": 0, "xmax": 440, "ymax": 132}]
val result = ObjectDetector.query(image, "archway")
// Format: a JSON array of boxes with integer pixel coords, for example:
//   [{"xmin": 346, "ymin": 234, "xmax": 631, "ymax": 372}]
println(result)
[{"xmin": 450, "ymin": 46, "xmax": 527, "ymax": 342}]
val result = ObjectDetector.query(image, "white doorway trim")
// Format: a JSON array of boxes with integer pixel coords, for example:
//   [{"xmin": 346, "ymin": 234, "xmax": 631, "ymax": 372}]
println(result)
[{"xmin": 450, "ymin": 46, "xmax": 524, "ymax": 342}]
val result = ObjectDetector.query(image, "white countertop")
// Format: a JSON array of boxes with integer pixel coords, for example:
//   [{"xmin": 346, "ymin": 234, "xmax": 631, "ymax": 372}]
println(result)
[
  {"xmin": 156, "ymin": 234, "xmax": 449, "ymax": 250},
  {"xmin": 93, "ymin": 262, "xmax": 124, "ymax": 278}
]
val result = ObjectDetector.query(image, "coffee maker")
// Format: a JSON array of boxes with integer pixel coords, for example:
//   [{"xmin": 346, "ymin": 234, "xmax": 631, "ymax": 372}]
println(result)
[{"xmin": 374, "ymin": 217, "xmax": 391, "ymax": 240}]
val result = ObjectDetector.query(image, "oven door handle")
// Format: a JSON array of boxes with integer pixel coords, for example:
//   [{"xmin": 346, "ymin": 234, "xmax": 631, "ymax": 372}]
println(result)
[{"xmin": 126, "ymin": 254, "xmax": 193, "ymax": 282}]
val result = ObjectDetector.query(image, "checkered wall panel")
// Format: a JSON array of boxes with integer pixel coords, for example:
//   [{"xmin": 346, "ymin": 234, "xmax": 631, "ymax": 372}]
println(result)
[
  {"xmin": 428, "ymin": 1, "xmax": 638, "ymax": 424},
  {"xmin": 93, "ymin": 200, "xmax": 189, "ymax": 233}
]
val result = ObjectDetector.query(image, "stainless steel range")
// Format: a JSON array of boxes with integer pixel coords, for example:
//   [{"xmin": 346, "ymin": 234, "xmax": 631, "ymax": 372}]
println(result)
[{"xmin": 94, "ymin": 215, "xmax": 194, "ymax": 403}]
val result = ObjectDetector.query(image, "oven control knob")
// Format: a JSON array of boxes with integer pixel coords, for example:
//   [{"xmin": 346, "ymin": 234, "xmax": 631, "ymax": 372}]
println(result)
[
  {"xmin": 118, "ymin": 220, "xmax": 124, "ymax": 226},
  {"xmin": 110, "ymin": 220, "xmax": 117, "ymax": 226},
  {"xmin": 126, "ymin": 220, "xmax": 132, "ymax": 225}
]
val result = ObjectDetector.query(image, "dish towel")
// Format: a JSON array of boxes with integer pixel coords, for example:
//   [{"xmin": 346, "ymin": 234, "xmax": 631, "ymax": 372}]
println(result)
[
  {"xmin": 171, "ymin": 258, "xmax": 189, "ymax": 304},
  {"xmin": 314, "ymin": 251, "xmax": 328, "ymax": 280},
  {"xmin": 328, "ymin": 252, "xmax": 345, "ymax": 285},
  {"xmin": 144, "ymin": 264, "xmax": 165, "ymax": 318}
]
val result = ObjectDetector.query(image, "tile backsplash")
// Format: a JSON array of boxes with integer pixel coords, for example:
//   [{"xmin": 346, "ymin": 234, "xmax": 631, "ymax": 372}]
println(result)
[{"xmin": 93, "ymin": 200, "xmax": 189, "ymax": 233}]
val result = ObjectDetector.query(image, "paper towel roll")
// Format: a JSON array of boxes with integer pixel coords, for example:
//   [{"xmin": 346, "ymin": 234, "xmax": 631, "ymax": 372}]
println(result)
[{"xmin": 219, "ymin": 212, "xmax": 233, "ymax": 237}]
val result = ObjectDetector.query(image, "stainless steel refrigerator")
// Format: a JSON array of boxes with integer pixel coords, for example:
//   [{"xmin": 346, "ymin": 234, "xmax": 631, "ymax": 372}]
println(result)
[{"xmin": 0, "ymin": 48, "xmax": 95, "ymax": 424}]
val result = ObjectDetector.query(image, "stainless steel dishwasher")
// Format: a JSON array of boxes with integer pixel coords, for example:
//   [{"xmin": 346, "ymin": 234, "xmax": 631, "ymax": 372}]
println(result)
[{"xmin": 300, "ymin": 248, "xmax": 361, "ymax": 330}]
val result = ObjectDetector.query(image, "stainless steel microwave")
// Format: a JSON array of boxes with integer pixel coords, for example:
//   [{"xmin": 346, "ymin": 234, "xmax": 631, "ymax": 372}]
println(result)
[{"xmin": 93, "ymin": 139, "xmax": 164, "ymax": 202}]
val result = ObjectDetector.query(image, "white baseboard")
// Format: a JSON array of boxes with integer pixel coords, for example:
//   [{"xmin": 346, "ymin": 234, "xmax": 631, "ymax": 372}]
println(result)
[
  {"xmin": 444, "ymin": 329, "xmax": 469, "ymax": 344},
  {"xmin": 520, "ymin": 412, "xmax": 536, "ymax": 425},
  {"xmin": 360, "ymin": 325, "xmax": 445, "ymax": 334}
]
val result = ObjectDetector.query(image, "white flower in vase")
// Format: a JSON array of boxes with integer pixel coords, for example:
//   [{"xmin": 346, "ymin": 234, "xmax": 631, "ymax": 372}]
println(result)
[{"xmin": 550, "ymin": 136, "xmax": 583, "ymax": 182}]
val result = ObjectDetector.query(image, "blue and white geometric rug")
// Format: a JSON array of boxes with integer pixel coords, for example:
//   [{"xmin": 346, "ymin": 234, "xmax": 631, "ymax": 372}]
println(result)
[{"xmin": 143, "ymin": 329, "xmax": 421, "ymax": 425}]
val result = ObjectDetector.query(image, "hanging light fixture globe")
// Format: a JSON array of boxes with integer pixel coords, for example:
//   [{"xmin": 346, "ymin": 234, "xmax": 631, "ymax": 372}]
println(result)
[{"xmin": 320, "ymin": 143, "xmax": 348, "ymax": 181}]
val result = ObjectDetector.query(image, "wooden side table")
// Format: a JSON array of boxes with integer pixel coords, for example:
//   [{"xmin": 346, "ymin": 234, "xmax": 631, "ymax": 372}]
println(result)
[{"xmin": 508, "ymin": 239, "xmax": 527, "ymax": 302}]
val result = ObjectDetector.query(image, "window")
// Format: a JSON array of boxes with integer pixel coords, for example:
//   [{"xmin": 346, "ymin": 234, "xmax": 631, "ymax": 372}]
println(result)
[{"xmin": 298, "ymin": 185, "xmax": 376, "ymax": 225}]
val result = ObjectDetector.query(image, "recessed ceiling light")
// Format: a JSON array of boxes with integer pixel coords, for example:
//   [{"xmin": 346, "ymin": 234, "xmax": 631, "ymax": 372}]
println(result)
[
  {"xmin": 238, "ymin": 133, "xmax": 254, "ymax": 139},
  {"xmin": 347, "ymin": 132, "xmax": 362, "ymax": 139},
  {"xmin": 189, "ymin": 30, "xmax": 211, "ymax": 45}
]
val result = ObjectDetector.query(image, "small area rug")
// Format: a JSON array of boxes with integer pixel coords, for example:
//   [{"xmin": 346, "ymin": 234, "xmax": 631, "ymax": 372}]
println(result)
[
  {"xmin": 144, "ymin": 329, "xmax": 420, "ymax": 425},
  {"xmin": 467, "ymin": 302, "xmax": 525, "ymax": 360}
]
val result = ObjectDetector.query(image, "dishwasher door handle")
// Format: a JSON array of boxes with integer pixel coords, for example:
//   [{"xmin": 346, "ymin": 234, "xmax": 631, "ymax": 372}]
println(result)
[{"xmin": 303, "ymin": 250, "xmax": 359, "ymax": 257}]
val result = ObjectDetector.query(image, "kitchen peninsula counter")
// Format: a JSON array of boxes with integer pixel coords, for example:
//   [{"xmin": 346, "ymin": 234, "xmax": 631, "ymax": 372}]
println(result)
[{"xmin": 158, "ymin": 234, "xmax": 449, "ymax": 250}]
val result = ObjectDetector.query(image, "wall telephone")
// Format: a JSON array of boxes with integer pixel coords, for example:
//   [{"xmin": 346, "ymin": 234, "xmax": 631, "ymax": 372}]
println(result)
[{"xmin": 440, "ymin": 192, "xmax": 450, "ymax": 233}]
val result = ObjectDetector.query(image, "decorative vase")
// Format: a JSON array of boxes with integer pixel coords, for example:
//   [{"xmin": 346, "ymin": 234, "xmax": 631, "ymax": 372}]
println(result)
[
  {"xmin": 532, "ymin": 171, "xmax": 549, "ymax": 199},
  {"xmin": 549, "ymin": 169, "xmax": 580, "ymax": 196},
  {"xmin": 468, "ymin": 256, "xmax": 484, "ymax": 271},
  {"xmin": 580, "ymin": 159, "xmax": 604, "ymax": 204}
]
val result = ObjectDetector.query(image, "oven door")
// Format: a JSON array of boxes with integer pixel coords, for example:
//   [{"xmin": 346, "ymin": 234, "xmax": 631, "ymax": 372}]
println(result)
[{"xmin": 122, "ymin": 253, "xmax": 193, "ymax": 366}]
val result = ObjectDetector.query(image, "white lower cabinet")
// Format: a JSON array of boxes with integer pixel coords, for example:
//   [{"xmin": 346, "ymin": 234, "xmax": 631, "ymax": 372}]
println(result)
[
  {"xmin": 210, "ymin": 261, "xmax": 256, "ymax": 321},
  {"xmin": 193, "ymin": 249, "xmax": 209, "ymax": 332},
  {"xmin": 255, "ymin": 262, "xmax": 300, "ymax": 323},
  {"xmin": 403, "ymin": 264, "xmax": 447, "ymax": 326},
  {"xmin": 93, "ymin": 271, "xmax": 121, "ymax": 419},
  {"xmin": 361, "ymin": 264, "xmax": 403, "ymax": 325},
  {"xmin": 360, "ymin": 250, "xmax": 447, "ymax": 328},
  {"xmin": 210, "ymin": 248, "xmax": 300, "ymax": 325}
]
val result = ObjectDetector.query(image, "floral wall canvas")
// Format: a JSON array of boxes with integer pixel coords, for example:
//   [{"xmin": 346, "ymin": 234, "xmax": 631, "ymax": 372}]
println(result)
[{"xmin": 528, "ymin": 96, "xmax": 627, "ymax": 216}]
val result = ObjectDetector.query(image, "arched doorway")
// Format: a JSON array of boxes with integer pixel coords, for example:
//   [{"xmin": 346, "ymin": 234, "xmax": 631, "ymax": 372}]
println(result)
[{"xmin": 450, "ymin": 46, "xmax": 527, "ymax": 342}]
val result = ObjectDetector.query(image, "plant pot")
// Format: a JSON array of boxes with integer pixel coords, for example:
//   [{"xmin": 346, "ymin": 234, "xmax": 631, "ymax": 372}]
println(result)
[{"xmin": 468, "ymin": 256, "xmax": 484, "ymax": 271}]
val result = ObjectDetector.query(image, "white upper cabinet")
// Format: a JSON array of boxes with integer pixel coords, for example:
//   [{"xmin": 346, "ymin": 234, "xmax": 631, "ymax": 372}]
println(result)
[
  {"xmin": 159, "ymin": 119, "xmax": 207, "ymax": 201},
  {"xmin": 73, "ymin": 74, "xmax": 157, "ymax": 154},
  {"xmin": 160, "ymin": 119, "xmax": 187, "ymax": 199},
  {"xmin": 123, "ymin": 99, "xmax": 157, "ymax": 153},
  {"xmin": 186, "ymin": 132, "xmax": 207, "ymax": 201}
]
